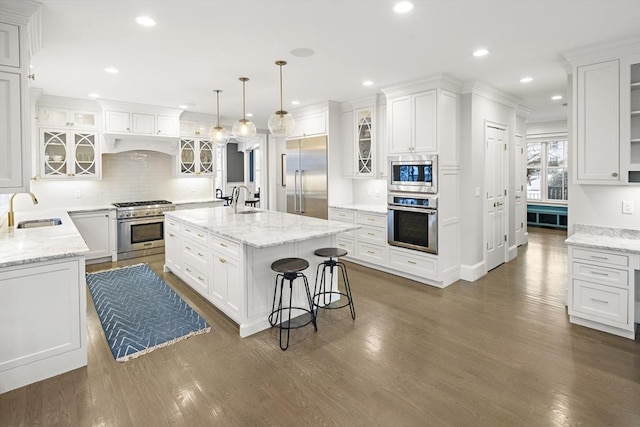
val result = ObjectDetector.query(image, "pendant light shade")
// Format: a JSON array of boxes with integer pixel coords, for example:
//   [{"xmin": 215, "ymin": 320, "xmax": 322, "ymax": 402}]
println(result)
[
  {"xmin": 268, "ymin": 60, "xmax": 296, "ymax": 137},
  {"xmin": 211, "ymin": 89, "xmax": 229, "ymax": 147},
  {"xmin": 232, "ymin": 77, "xmax": 257, "ymax": 142}
]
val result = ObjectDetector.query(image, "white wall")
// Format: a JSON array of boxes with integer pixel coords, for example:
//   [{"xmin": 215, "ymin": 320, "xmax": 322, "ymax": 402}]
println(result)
[
  {"xmin": 352, "ymin": 179, "xmax": 387, "ymax": 205},
  {"xmin": 569, "ymin": 185, "xmax": 640, "ymax": 232},
  {"xmin": 5, "ymin": 150, "xmax": 213, "ymax": 212}
]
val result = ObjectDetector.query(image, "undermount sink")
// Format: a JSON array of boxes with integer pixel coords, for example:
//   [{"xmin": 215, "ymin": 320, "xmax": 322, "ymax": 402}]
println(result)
[{"xmin": 16, "ymin": 218, "xmax": 63, "ymax": 229}]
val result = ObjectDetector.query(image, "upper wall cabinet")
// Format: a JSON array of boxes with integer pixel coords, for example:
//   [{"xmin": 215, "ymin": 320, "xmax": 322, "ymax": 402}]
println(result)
[
  {"xmin": 178, "ymin": 138, "xmax": 214, "ymax": 176},
  {"xmin": 341, "ymin": 97, "xmax": 379, "ymax": 178},
  {"xmin": 0, "ymin": 2, "xmax": 40, "ymax": 193},
  {"xmin": 104, "ymin": 111, "xmax": 179, "ymax": 136},
  {"xmin": 180, "ymin": 120, "xmax": 213, "ymax": 138},
  {"xmin": 39, "ymin": 128, "xmax": 100, "ymax": 179},
  {"xmin": 38, "ymin": 107, "xmax": 98, "ymax": 130},
  {"xmin": 387, "ymin": 90, "xmax": 437, "ymax": 154},
  {"xmin": 563, "ymin": 39, "xmax": 640, "ymax": 185},
  {"xmin": 287, "ymin": 112, "xmax": 326, "ymax": 139}
]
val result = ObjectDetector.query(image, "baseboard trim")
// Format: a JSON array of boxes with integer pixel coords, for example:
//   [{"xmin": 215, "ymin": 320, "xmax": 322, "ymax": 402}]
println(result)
[
  {"xmin": 460, "ymin": 261, "xmax": 485, "ymax": 282},
  {"xmin": 508, "ymin": 244, "xmax": 518, "ymax": 261}
]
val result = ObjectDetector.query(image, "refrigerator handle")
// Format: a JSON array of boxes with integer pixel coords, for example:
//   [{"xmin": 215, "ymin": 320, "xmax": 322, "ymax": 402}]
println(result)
[
  {"xmin": 299, "ymin": 170, "xmax": 305, "ymax": 213},
  {"xmin": 294, "ymin": 169, "xmax": 300, "ymax": 213}
]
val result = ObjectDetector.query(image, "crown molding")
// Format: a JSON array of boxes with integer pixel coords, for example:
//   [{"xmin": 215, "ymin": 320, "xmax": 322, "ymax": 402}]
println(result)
[{"xmin": 461, "ymin": 81, "xmax": 521, "ymax": 109}]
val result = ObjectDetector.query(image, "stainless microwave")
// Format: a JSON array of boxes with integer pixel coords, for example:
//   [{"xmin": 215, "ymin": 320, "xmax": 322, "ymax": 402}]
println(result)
[{"xmin": 388, "ymin": 155, "xmax": 438, "ymax": 194}]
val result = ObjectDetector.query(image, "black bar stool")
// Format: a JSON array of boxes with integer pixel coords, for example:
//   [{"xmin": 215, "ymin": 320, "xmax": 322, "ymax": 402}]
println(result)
[
  {"xmin": 268, "ymin": 257, "xmax": 317, "ymax": 350},
  {"xmin": 312, "ymin": 248, "xmax": 355, "ymax": 320}
]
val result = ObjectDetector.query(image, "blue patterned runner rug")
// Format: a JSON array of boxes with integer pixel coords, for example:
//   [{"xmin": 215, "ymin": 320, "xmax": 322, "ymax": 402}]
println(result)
[{"xmin": 86, "ymin": 263, "xmax": 210, "ymax": 362}]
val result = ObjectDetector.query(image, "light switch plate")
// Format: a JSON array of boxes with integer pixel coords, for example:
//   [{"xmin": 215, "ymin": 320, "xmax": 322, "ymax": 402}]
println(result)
[{"xmin": 622, "ymin": 200, "xmax": 633, "ymax": 214}]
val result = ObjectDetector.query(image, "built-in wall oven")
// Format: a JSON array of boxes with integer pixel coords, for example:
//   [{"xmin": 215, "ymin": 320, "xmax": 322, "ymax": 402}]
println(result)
[
  {"xmin": 114, "ymin": 200, "xmax": 175, "ymax": 260},
  {"xmin": 387, "ymin": 192, "xmax": 438, "ymax": 254},
  {"xmin": 388, "ymin": 154, "xmax": 438, "ymax": 194}
]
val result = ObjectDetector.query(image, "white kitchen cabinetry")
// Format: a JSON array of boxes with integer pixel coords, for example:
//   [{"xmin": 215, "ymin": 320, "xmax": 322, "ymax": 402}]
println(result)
[
  {"xmin": 564, "ymin": 39, "xmax": 640, "ymax": 184},
  {"xmin": 178, "ymin": 138, "xmax": 214, "ymax": 176},
  {"xmin": 0, "ymin": 3, "xmax": 39, "ymax": 193},
  {"xmin": 567, "ymin": 245, "xmax": 638, "ymax": 339},
  {"xmin": 355, "ymin": 211, "xmax": 387, "ymax": 264},
  {"xmin": 180, "ymin": 120, "xmax": 213, "ymax": 138},
  {"xmin": 0, "ymin": 257, "xmax": 87, "ymax": 394},
  {"xmin": 69, "ymin": 210, "xmax": 115, "ymax": 263},
  {"xmin": 341, "ymin": 100, "xmax": 376, "ymax": 178},
  {"xmin": 287, "ymin": 113, "xmax": 326, "ymax": 139},
  {"xmin": 211, "ymin": 235, "xmax": 241, "ymax": 320},
  {"xmin": 40, "ymin": 128, "xmax": 100, "ymax": 178},
  {"xmin": 105, "ymin": 111, "xmax": 178, "ymax": 136},
  {"xmin": 165, "ymin": 217, "xmax": 182, "ymax": 273},
  {"xmin": 387, "ymin": 90, "xmax": 437, "ymax": 154},
  {"xmin": 182, "ymin": 225, "xmax": 210, "ymax": 296},
  {"xmin": 329, "ymin": 207, "xmax": 356, "ymax": 253},
  {"xmin": 38, "ymin": 107, "xmax": 98, "ymax": 130}
]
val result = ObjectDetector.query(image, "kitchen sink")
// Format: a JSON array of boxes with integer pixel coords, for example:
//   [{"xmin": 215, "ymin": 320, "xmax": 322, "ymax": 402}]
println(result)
[{"xmin": 16, "ymin": 218, "xmax": 63, "ymax": 228}]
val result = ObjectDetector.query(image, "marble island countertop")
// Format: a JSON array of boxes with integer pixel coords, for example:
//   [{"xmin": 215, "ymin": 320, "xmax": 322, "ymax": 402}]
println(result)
[
  {"xmin": 0, "ymin": 209, "xmax": 89, "ymax": 268},
  {"xmin": 565, "ymin": 224, "xmax": 640, "ymax": 254},
  {"xmin": 329, "ymin": 204, "xmax": 387, "ymax": 214},
  {"xmin": 165, "ymin": 207, "xmax": 359, "ymax": 248}
]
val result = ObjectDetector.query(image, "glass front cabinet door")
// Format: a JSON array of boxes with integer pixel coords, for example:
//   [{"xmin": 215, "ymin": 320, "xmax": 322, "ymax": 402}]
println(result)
[
  {"xmin": 41, "ymin": 129, "xmax": 99, "ymax": 178},
  {"xmin": 356, "ymin": 107, "xmax": 374, "ymax": 177},
  {"xmin": 179, "ymin": 138, "xmax": 214, "ymax": 176}
]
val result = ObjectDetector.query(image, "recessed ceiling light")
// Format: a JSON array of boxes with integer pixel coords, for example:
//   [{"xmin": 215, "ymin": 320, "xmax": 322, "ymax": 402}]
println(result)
[
  {"xmin": 393, "ymin": 1, "xmax": 414, "ymax": 14},
  {"xmin": 520, "ymin": 77, "xmax": 533, "ymax": 83},
  {"xmin": 179, "ymin": 105, "xmax": 188, "ymax": 109},
  {"xmin": 104, "ymin": 67, "xmax": 119, "ymax": 74},
  {"xmin": 246, "ymin": 113, "xmax": 254, "ymax": 117},
  {"xmin": 29, "ymin": 64, "xmax": 34, "ymax": 68},
  {"xmin": 88, "ymin": 93, "xmax": 100, "ymax": 98},
  {"xmin": 290, "ymin": 48, "xmax": 314, "ymax": 57},
  {"xmin": 551, "ymin": 95, "xmax": 563, "ymax": 101},
  {"xmin": 291, "ymin": 100, "xmax": 300, "ymax": 105},
  {"xmin": 472, "ymin": 48, "xmax": 490, "ymax": 57},
  {"xmin": 362, "ymin": 80, "xmax": 374, "ymax": 87},
  {"xmin": 136, "ymin": 16, "xmax": 156, "ymax": 27}
]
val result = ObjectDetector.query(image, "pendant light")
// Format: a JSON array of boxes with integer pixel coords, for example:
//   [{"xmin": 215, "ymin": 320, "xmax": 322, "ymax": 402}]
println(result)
[
  {"xmin": 267, "ymin": 60, "xmax": 295, "ymax": 137},
  {"xmin": 211, "ymin": 89, "xmax": 229, "ymax": 147},
  {"xmin": 232, "ymin": 77, "xmax": 256, "ymax": 142}
]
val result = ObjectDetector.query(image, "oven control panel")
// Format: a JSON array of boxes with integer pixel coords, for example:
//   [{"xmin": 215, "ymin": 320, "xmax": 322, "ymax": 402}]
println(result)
[{"xmin": 116, "ymin": 206, "xmax": 175, "ymax": 219}]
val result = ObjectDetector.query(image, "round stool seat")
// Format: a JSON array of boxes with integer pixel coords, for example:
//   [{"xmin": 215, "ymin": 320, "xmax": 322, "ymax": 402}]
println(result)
[
  {"xmin": 314, "ymin": 247, "xmax": 348, "ymax": 258},
  {"xmin": 271, "ymin": 257, "xmax": 309, "ymax": 274}
]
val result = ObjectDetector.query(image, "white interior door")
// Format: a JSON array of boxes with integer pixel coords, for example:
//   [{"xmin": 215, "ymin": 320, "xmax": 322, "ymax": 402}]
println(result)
[
  {"xmin": 486, "ymin": 125, "xmax": 507, "ymax": 271},
  {"xmin": 515, "ymin": 134, "xmax": 525, "ymax": 246}
]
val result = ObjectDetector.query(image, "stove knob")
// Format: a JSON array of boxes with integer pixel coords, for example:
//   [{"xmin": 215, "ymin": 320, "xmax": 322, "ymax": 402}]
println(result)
[
  {"xmin": 131, "ymin": 212, "xmax": 137, "ymax": 217},
  {"xmin": 125, "ymin": 212, "xmax": 131, "ymax": 217},
  {"xmin": 145, "ymin": 210, "xmax": 151, "ymax": 216}
]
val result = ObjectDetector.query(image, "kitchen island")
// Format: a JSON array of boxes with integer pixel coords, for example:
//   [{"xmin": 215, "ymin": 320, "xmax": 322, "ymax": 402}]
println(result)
[
  {"xmin": 163, "ymin": 206, "xmax": 359, "ymax": 337},
  {"xmin": 0, "ymin": 209, "xmax": 89, "ymax": 393}
]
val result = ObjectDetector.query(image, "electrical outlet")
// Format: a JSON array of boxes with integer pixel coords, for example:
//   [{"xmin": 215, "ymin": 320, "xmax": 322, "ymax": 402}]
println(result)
[
  {"xmin": 622, "ymin": 200, "xmax": 633, "ymax": 214},
  {"xmin": 74, "ymin": 191, "xmax": 82, "ymax": 198},
  {"xmin": 375, "ymin": 190, "xmax": 380, "ymax": 197},
  {"xmin": 475, "ymin": 187, "xmax": 480, "ymax": 197}
]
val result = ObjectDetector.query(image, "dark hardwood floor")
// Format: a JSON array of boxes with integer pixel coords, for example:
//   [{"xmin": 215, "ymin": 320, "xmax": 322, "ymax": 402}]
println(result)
[{"xmin": 1, "ymin": 228, "xmax": 639, "ymax": 426}]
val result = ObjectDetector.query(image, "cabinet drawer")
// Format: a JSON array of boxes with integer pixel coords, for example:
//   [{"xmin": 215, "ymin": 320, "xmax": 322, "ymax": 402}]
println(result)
[
  {"xmin": 357, "ymin": 212, "xmax": 386, "ymax": 228},
  {"xmin": 571, "ymin": 279, "xmax": 628, "ymax": 325},
  {"xmin": 212, "ymin": 235, "xmax": 240, "ymax": 258},
  {"xmin": 572, "ymin": 262, "xmax": 628, "ymax": 287},
  {"xmin": 572, "ymin": 248, "xmax": 628, "ymax": 267},
  {"xmin": 183, "ymin": 239, "xmax": 208, "ymax": 269},
  {"xmin": 329, "ymin": 208, "xmax": 355, "ymax": 222},
  {"xmin": 389, "ymin": 248, "xmax": 437, "ymax": 278},
  {"xmin": 182, "ymin": 224, "xmax": 208, "ymax": 245},
  {"xmin": 357, "ymin": 241, "xmax": 387, "ymax": 264},
  {"xmin": 357, "ymin": 225, "xmax": 386, "ymax": 243},
  {"xmin": 165, "ymin": 218, "xmax": 181, "ymax": 233},
  {"xmin": 183, "ymin": 261, "xmax": 208, "ymax": 295},
  {"xmin": 336, "ymin": 236, "xmax": 355, "ymax": 254}
]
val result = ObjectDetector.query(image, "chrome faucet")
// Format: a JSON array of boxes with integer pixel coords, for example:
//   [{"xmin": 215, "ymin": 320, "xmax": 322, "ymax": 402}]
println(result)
[
  {"xmin": 8, "ymin": 192, "xmax": 39, "ymax": 227},
  {"xmin": 232, "ymin": 185, "xmax": 250, "ymax": 214}
]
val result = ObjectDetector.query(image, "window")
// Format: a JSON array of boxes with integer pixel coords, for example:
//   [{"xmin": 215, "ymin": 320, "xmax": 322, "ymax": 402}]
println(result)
[{"xmin": 527, "ymin": 139, "xmax": 568, "ymax": 202}]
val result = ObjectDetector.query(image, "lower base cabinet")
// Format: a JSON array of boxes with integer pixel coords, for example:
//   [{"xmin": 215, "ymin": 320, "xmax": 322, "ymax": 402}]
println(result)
[
  {"xmin": 69, "ymin": 210, "xmax": 115, "ymax": 263},
  {"xmin": 0, "ymin": 257, "xmax": 87, "ymax": 393}
]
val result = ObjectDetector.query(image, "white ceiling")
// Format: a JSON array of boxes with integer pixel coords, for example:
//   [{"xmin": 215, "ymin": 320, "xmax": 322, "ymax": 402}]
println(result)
[{"xmin": 32, "ymin": 0, "xmax": 640, "ymax": 128}]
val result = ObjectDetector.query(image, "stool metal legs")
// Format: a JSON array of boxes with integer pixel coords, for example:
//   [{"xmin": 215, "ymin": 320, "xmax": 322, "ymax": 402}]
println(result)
[
  {"xmin": 268, "ymin": 271, "xmax": 317, "ymax": 351},
  {"xmin": 313, "ymin": 258, "xmax": 355, "ymax": 320}
]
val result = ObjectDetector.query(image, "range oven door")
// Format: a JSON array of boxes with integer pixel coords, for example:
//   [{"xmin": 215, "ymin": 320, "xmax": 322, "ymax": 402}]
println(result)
[
  {"xmin": 117, "ymin": 216, "xmax": 165, "ymax": 253},
  {"xmin": 387, "ymin": 205, "xmax": 438, "ymax": 254}
]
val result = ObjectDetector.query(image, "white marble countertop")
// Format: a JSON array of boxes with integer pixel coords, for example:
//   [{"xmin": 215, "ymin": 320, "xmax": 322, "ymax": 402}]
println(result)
[
  {"xmin": 173, "ymin": 199, "xmax": 225, "ymax": 206},
  {"xmin": 565, "ymin": 224, "xmax": 640, "ymax": 254},
  {"xmin": 329, "ymin": 204, "xmax": 387, "ymax": 214},
  {"xmin": 0, "ymin": 209, "xmax": 89, "ymax": 268},
  {"xmin": 66, "ymin": 204, "xmax": 115, "ymax": 213},
  {"xmin": 165, "ymin": 207, "xmax": 359, "ymax": 248}
]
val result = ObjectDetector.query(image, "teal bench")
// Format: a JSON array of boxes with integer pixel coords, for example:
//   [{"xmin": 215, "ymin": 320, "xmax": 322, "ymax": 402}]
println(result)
[{"xmin": 527, "ymin": 204, "xmax": 567, "ymax": 229}]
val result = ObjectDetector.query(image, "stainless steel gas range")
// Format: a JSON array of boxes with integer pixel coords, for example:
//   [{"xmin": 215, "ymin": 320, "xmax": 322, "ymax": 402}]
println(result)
[{"xmin": 113, "ymin": 200, "xmax": 176, "ymax": 260}]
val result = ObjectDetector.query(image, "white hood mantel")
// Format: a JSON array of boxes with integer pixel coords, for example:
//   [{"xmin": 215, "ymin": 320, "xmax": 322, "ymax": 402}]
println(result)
[{"xmin": 101, "ymin": 132, "xmax": 179, "ymax": 155}]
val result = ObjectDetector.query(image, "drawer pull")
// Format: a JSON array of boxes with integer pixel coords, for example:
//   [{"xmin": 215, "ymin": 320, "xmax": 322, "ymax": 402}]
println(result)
[
  {"xmin": 338, "ymin": 243, "xmax": 345, "ymax": 247},
  {"xmin": 169, "ymin": 233, "xmax": 175, "ymax": 237},
  {"xmin": 367, "ymin": 218, "xmax": 375, "ymax": 221},
  {"xmin": 590, "ymin": 255, "xmax": 609, "ymax": 261},
  {"xmin": 407, "ymin": 260, "xmax": 417, "ymax": 265},
  {"xmin": 198, "ymin": 276, "xmax": 204, "ymax": 281},
  {"xmin": 186, "ymin": 246, "xmax": 192, "ymax": 250},
  {"xmin": 590, "ymin": 271, "xmax": 609, "ymax": 276},
  {"xmin": 185, "ymin": 228, "xmax": 191, "ymax": 232},
  {"xmin": 220, "ymin": 243, "xmax": 227, "ymax": 247},
  {"xmin": 197, "ymin": 233, "xmax": 204, "ymax": 238},
  {"xmin": 367, "ymin": 250, "xmax": 375, "ymax": 254},
  {"xmin": 186, "ymin": 268, "xmax": 192, "ymax": 273},
  {"xmin": 367, "ymin": 232, "xmax": 375, "ymax": 236},
  {"xmin": 219, "ymin": 258, "xmax": 226, "ymax": 264},
  {"xmin": 198, "ymin": 252, "xmax": 204, "ymax": 257},
  {"xmin": 590, "ymin": 298, "xmax": 609, "ymax": 304}
]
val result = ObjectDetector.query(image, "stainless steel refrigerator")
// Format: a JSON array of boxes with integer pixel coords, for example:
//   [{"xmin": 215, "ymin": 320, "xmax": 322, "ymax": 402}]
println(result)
[{"xmin": 286, "ymin": 135, "xmax": 328, "ymax": 219}]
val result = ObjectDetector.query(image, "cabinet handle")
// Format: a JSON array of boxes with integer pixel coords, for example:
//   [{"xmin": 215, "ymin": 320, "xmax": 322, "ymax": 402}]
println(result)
[
  {"xmin": 612, "ymin": 172, "xmax": 618, "ymax": 177},
  {"xmin": 338, "ymin": 243, "xmax": 345, "ymax": 247},
  {"xmin": 367, "ymin": 250, "xmax": 375, "ymax": 254},
  {"xmin": 407, "ymin": 260, "xmax": 417, "ymax": 265},
  {"xmin": 185, "ymin": 228, "xmax": 191, "ymax": 232},
  {"xmin": 126, "ymin": 127, "xmax": 130, "ymax": 131},
  {"xmin": 590, "ymin": 255, "xmax": 609, "ymax": 261},
  {"xmin": 158, "ymin": 130, "xmax": 162, "ymax": 134},
  {"xmin": 367, "ymin": 232, "xmax": 375, "ymax": 236},
  {"xmin": 219, "ymin": 258, "xmax": 226, "ymax": 263},
  {"xmin": 198, "ymin": 252, "xmax": 204, "ymax": 257},
  {"xmin": 186, "ymin": 246, "xmax": 192, "ymax": 250},
  {"xmin": 220, "ymin": 243, "xmax": 227, "ymax": 247},
  {"xmin": 169, "ymin": 233, "xmax": 175, "ymax": 237},
  {"xmin": 186, "ymin": 268, "xmax": 192, "ymax": 273},
  {"xmin": 590, "ymin": 271, "xmax": 609, "ymax": 277},
  {"xmin": 197, "ymin": 233, "xmax": 204, "ymax": 237},
  {"xmin": 198, "ymin": 276, "xmax": 204, "ymax": 281},
  {"xmin": 590, "ymin": 298, "xmax": 609, "ymax": 304},
  {"xmin": 367, "ymin": 218, "xmax": 375, "ymax": 221}
]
